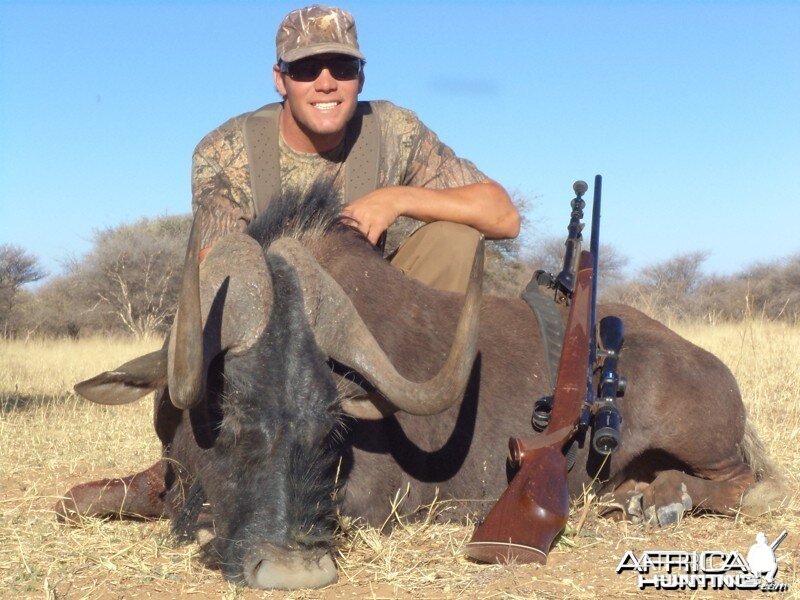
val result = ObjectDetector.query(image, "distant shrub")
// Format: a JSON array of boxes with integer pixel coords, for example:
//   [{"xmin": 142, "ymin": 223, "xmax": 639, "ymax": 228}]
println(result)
[{"xmin": 605, "ymin": 252, "xmax": 800, "ymax": 324}]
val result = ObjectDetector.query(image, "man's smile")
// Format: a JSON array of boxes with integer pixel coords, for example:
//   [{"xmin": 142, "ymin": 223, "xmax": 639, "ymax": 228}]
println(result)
[{"xmin": 312, "ymin": 101, "xmax": 341, "ymax": 111}]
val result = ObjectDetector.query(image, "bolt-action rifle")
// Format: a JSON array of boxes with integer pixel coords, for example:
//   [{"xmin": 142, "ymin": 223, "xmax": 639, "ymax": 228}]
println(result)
[{"xmin": 466, "ymin": 175, "xmax": 623, "ymax": 564}]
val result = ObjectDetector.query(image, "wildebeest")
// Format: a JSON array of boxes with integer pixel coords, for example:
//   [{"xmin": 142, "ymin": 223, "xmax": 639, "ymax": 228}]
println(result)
[{"xmin": 65, "ymin": 183, "xmax": 783, "ymax": 590}]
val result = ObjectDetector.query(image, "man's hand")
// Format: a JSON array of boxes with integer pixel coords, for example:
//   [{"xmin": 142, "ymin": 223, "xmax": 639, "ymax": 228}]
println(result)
[
  {"xmin": 341, "ymin": 180, "xmax": 520, "ymax": 246},
  {"xmin": 340, "ymin": 190, "xmax": 403, "ymax": 245}
]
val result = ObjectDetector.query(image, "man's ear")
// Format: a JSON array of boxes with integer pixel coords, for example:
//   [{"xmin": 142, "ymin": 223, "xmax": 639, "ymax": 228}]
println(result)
[
  {"xmin": 358, "ymin": 71, "xmax": 365, "ymax": 94},
  {"xmin": 273, "ymin": 65, "xmax": 288, "ymax": 98}
]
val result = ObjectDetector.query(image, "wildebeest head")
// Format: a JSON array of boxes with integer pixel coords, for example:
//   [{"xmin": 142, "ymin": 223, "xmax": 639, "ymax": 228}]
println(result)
[
  {"xmin": 74, "ymin": 183, "xmax": 483, "ymax": 589},
  {"xmin": 194, "ymin": 251, "xmax": 342, "ymax": 588}
]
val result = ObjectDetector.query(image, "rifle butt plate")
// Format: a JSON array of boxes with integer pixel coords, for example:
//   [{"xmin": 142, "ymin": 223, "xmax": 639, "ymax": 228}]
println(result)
[{"xmin": 465, "ymin": 540, "xmax": 548, "ymax": 565}]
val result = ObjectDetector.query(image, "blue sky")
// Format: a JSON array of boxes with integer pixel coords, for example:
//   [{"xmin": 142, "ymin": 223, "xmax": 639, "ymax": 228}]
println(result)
[{"xmin": 1, "ymin": 1, "xmax": 798, "ymax": 279}]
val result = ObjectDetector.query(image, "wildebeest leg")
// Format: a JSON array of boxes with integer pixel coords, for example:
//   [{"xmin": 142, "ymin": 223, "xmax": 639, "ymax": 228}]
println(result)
[
  {"xmin": 605, "ymin": 458, "xmax": 754, "ymax": 526},
  {"xmin": 55, "ymin": 461, "xmax": 166, "ymax": 522},
  {"xmin": 644, "ymin": 461, "xmax": 754, "ymax": 525},
  {"xmin": 599, "ymin": 479, "xmax": 650, "ymax": 522}
]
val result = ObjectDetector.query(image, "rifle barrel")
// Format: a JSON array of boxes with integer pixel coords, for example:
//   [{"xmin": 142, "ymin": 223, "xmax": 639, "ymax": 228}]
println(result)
[
  {"xmin": 589, "ymin": 175, "xmax": 601, "ymax": 340},
  {"xmin": 582, "ymin": 175, "xmax": 602, "ymax": 425},
  {"xmin": 589, "ymin": 175, "xmax": 602, "ymax": 261}
]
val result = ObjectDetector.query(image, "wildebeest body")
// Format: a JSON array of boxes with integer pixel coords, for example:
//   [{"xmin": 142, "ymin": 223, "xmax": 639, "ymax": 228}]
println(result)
[
  {"xmin": 308, "ymin": 229, "xmax": 751, "ymax": 524},
  {"xmin": 66, "ymin": 184, "xmax": 775, "ymax": 589}
]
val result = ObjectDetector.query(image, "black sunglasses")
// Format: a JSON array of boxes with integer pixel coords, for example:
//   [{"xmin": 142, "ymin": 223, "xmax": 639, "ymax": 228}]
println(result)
[{"xmin": 280, "ymin": 56, "xmax": 363, "ymax": 82}]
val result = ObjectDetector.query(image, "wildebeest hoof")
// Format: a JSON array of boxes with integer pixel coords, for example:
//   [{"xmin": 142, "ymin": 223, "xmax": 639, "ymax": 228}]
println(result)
[
  {"xmin": 626, "ymin": 492, "xmax": 644, "ymax": 523},
  {"xmin": 656, "ymin": 502, "xmax": 686, "ymax": 526},
  {"xmin": 680, "ymin": 483, "xmax": 693, "ymax": 512}
]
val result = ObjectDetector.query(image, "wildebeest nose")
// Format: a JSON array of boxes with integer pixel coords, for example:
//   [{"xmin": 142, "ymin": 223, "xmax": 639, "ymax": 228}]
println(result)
[{"xmin": 243, "ymin": 543, "xmax": 338, "ymax": 590}]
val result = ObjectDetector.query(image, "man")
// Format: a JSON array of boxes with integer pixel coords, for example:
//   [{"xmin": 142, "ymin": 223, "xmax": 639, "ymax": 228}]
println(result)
[
  {"xmin": 55, "ymin": 4, "xmax": 519, "ymax": 521},
  {"xmin": 194, "ymin": 4, "xmax": 519, "ymax": 291}
]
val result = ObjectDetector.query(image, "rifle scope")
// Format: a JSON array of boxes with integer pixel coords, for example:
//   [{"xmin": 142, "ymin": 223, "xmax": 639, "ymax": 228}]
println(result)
[
  {"xmin": 592, "ymin": 316, "xmax": 625, "ymax": 455},
  {"xmin": 593, "ymin": 404, "xmax": 621, "ymax": 454}
]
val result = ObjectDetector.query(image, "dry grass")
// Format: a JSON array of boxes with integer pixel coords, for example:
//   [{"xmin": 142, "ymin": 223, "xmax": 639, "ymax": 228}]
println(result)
[{"xmin": 1, "ymin": 322, "xmax": 799, "ymax": 599}]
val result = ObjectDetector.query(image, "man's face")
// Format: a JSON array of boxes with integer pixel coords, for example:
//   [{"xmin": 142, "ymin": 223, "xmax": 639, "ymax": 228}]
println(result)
[{"xmin": 274, "ymin": 54, "xmax": 364, "ymax": 149}]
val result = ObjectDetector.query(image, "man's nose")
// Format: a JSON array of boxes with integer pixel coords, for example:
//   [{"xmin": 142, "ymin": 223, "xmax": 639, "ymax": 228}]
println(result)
[{"xmin": 314, "ymin": 68, "xmax": 338, "ymax": 92}]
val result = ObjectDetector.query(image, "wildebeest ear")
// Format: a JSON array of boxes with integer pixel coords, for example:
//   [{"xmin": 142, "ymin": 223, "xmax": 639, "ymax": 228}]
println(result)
[{"xmin": 74, "ymin": 349, "xmax": 167, "ymax": 405}]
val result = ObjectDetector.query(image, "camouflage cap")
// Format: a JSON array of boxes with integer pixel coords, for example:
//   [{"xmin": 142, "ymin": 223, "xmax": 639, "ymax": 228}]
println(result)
[{"xmin": 276, "ymin": 5, "xmax": 366, "ymax": 63}]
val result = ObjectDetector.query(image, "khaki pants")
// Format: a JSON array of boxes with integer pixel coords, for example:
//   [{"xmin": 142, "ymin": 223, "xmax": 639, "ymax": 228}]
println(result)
[{"xmin": 389, "ymin": 221, "xmax": 482, "ymax": 294}]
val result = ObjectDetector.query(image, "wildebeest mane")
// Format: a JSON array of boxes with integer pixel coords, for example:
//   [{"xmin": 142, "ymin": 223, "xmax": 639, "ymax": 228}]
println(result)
[{"xmin": 246, "ymin": 179, "xmax": 356, "ymax": 249}]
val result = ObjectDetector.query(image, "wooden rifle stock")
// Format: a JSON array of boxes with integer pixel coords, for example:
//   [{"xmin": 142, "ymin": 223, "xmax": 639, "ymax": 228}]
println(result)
[{"xmin": 466, "ymin": 251, "xmax": 594, "ymax": 564}]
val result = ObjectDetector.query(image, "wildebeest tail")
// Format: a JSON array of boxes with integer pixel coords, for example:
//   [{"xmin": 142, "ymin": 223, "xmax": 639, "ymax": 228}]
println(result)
[{"xmin": 739, "ymin": 417, "xmax": 789, "ymax": 516}]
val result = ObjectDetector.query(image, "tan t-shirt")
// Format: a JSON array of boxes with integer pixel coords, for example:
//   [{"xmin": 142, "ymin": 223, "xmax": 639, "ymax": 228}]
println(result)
[{"xmin": 191, "ymin": 100, "xmax": 487, "ymax": 251}]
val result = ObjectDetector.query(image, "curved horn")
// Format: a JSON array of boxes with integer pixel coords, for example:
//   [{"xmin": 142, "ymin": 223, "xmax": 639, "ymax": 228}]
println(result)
[
  {"xmin": 168, "ymin": 230, "xmax": 273, "ymax": 410},
  {"xmin": 271, "ymin": 237, "xmax": 483, "ymax": 417},
  {"xmin": 168, "ymin": 214, "xmax": 204, "ymax": 409}
]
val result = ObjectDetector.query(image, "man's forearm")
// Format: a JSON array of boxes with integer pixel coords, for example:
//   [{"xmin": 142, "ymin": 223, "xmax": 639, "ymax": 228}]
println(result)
[
  {"xmin": 342, "ymin": 180, "xmax": 520, "ymax": 244},
  {"xmin": 395, "ymin": 180, "xmax": 520, "ymax": 240}
]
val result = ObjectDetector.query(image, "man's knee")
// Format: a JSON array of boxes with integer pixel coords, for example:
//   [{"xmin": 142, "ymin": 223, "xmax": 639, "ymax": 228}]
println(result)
[
  {"xmin": 389, "ymin": 221, "xmax": 482, "ymax": 293},
  {"xmin": 418, "ymin": 221, "xmax": 481, "ymax": 252},
  {"xmin": 395, "ymin": 221, "xmax": 481, "ymax": 262}
]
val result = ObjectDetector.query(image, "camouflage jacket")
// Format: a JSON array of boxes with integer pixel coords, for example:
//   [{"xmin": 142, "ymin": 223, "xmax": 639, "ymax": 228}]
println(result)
[{"xmin": 191, "ymin": 100, "xmax": 487, "ymax": 252}]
